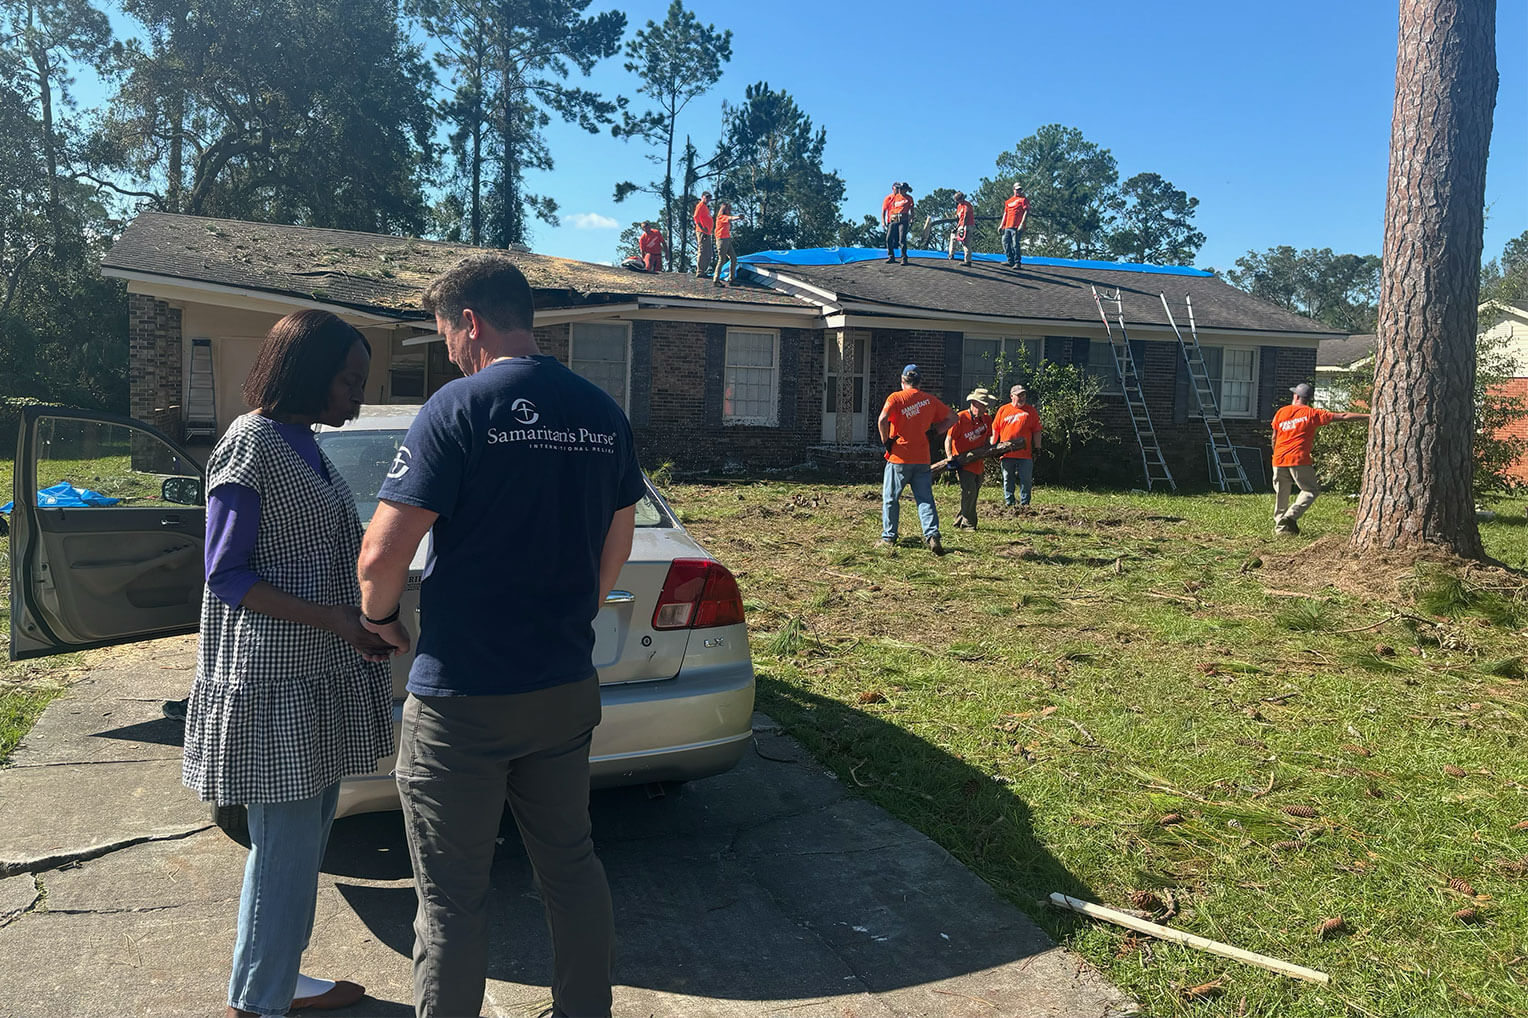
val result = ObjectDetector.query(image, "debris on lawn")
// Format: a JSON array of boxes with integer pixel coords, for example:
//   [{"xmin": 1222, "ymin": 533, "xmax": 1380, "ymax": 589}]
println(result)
[
  {"xmin": 1281, "ymin": 804, "xmax": 1320, "ymax": 818},
  {"xmin": 1179, "ymin": 979, "xmax": 1226, "ymax": 1001},
  {"xmin": 1317, "ymin": 917, "xmax": 1348, "ymax": 940},
  {"xmin": 1444, "ymin": 764, "xmax": 1469, "ymax": 777},
  {"xmin": 1048, "ymin": 892, "xmax": 1330, "ymax": 984},
  {"xmin": 1447, "ymin": 877, "xmax": 1478, "ymax": 897},
  {"xmin": 1453, "ymin": 907, "xmax": 1484, "ymax": 925}
]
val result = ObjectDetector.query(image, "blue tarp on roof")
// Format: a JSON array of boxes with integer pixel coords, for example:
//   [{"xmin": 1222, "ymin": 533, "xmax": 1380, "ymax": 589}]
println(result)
[
  {"xmin": 0, "ymin": 481, "xmax": 122, "ymax": 515},
  {"xmin": 737, "ymin": 247, "xmax": 1213, "ymax": 277}
]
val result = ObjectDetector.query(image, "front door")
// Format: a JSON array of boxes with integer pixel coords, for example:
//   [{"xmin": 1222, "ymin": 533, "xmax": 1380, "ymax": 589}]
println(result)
[
  {"xmin": 8, "ymin": 407, "xmax": 205, "ymax": 661},
  {"xmin": 822, "ymin": 334, "xmax": 870, "ymax": 443}
]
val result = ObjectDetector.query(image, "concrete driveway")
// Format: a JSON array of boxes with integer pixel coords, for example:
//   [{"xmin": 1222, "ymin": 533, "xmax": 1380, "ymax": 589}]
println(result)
[{"xmin": 0, "ymin": 638, "xmax": 1134, "ymax": 1017}]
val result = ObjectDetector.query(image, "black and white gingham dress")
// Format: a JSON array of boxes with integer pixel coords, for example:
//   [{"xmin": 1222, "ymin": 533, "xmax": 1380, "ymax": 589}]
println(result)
[{"xmin": 182, "ymin": 414, "xmax": 394, "ymax": 806}]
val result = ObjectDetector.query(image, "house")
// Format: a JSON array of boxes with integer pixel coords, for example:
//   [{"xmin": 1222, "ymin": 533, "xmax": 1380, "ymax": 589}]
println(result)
[
  {"xmin": 1314, "ymin": 333, "xmax": 1375, "ymax": 409},
  {"xmin": 104, "ymin": 213, "xmax": 1343, "ymax": 486}
]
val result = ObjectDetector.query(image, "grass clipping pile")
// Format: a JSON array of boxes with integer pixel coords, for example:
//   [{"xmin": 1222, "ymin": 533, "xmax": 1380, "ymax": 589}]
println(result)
[{"xmin": 1256, "ymin": 535, "xmax": 1525, "ymax": 603}]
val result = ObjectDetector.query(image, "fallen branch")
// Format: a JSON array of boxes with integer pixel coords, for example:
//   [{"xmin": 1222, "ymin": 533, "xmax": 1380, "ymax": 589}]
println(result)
[
  {"xmin": 1331, "ymin": 613, "xmax": 1401, "ymax": 635},
  {"xmin": 1048, "ymin": 892, "xmax": 1330, "ymax": 985},
  {"xmin": 1146, "ymin": 589, "xmax": 1200, "ymax": 605}
]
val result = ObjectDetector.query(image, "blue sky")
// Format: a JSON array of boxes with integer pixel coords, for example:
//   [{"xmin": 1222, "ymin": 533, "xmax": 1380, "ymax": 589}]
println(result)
[
  {"xmin": 80, "ymin": 0, "xmax": 1525, "ymax": 270},
  {"xmin": 522, "ymin": 0, "xmax": 1526, "ymax": 269}
]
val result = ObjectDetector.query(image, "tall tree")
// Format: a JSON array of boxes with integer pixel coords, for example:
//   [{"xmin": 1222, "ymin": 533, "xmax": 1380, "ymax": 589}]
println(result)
[
  {"xmin": 416, "ymin": 0, "xmax": 625, "ymax": 247},
  {"xmin": 1224, "ymin": 246, "xmax": 1382, "ymax": 333},
  {"xmin": 975, "ymin": 125, "xmax": 1119, "ymax": 258},
  {"xmin": 104, "ymin": 0, "xmax": 437, "ymax": 233},
  {"xmin": 614, "ymin": 1, "xmax": 731, "ymax": 271},
  {"xmin": 711, "ymin": 82, "xmax": 847, "ymax": 252},
  {"xmin": 1107, "ymin": 172, "xmax": 1205, "ymax": 266},
  {"xmin": 1351, "ymin": 0, "xmax": 1497, "ymax": 558},
  {"xmin": 0, "ymin": 0, "xmax": 112, "ymax": 248},
  {"xmin": 1479, "ymin": 229, "xmax": 1528, "ymax": 304}
]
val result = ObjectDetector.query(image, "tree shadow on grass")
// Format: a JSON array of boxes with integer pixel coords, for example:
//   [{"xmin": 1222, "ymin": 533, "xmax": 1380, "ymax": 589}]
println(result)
[{"xmin": 331, "ymin": 696, "xmax": 1102, "ymax": 1004}]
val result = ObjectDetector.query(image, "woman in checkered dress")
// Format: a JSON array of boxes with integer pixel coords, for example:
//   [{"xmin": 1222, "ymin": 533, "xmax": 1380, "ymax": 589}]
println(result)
[{"xmin": 182, "ymin": 311, "xmax": 397, "ymax": 1018}]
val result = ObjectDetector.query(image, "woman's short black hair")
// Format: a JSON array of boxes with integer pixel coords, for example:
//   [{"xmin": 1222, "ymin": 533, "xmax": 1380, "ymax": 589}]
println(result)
[{"xmin": 241, "ymin": 310, "xmax": 369, "ymax": 417}]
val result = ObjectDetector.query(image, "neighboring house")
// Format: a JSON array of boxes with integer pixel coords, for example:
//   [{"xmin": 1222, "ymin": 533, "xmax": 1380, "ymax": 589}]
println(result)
[
  {"xmin": 104, "ymin": 213, "xmax": 1342, "ymax": 486},
  {"xmin": 1317, "ymin": 302, "xmax": 1528, "ymax": 483}
]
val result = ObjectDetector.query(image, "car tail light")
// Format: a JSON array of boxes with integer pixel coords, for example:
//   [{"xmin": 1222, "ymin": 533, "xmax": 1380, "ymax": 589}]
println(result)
[{"xmin": 652, "ymin": 558, "xmax": 745, "ymax": 630}]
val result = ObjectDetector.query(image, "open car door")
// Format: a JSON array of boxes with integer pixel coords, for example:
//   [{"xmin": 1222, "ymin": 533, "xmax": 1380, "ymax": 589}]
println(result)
[{"xmin": 9, "ymin": 406, "xmax": 205, "ymax": 661}]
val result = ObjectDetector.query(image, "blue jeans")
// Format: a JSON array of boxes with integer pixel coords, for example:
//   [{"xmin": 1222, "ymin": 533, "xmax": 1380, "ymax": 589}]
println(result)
[
  {"xmin": 228, "ymin": 782, "xmax": 340, "ymax": 1016},
  {"xmin": 882, "ymin": 461, "xmax": 939, "ymax": 540},
  {"xmin": 1000, "ymin": 458, "xmax": 1034, "ymax": 506},
  {"xmin": 1002, "ymin": 227, "xmax": 1024, "ymax": 265}
]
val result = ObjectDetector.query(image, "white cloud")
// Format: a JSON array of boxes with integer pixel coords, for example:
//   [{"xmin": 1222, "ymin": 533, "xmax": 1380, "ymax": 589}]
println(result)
[{"xmin": 568, "ymin": 212, "xmax": 619, "ymax": 230}]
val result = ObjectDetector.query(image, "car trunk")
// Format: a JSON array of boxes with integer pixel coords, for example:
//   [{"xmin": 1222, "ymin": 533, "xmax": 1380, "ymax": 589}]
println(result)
[{"xmin": 387, "ymin": 526, "xmax": 695, "ymax": 700}]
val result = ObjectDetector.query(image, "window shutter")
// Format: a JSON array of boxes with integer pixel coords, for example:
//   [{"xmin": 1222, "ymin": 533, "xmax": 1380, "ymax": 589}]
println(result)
[
  {"xmin": 943, "ymin": 331, "xmax": 963, "ymax": 405},
  {"xmin": 1257, "ymin": 346, "xmax": 1278, "ymax": 420},
  {"xmin": 1173, "ymin": 347, "xmax": 1190, "ymax": 423},
  {"xmin": 777, "ymin": 330, "xmax": 799, "ymax": 429},
  {"xmin": 629, "ymin": 321, "xmax": 652, "ymax": 428},
  {"xmin": 703, "ymin": 324, "xmax": 726, "ymax": 426},
  {"xmin": 1070, "ymin": 338, "xmax": 1090, "ymax": 367}
]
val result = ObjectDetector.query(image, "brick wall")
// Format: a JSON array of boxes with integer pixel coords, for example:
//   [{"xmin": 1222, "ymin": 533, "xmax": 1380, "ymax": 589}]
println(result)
[
  {"xmin": 128, "ymin": 293, "xmax": 183, "ymax": 439},
  {"xmin": 1489, "ymin": 377, "xmax": 1528, "ymax": 483}
]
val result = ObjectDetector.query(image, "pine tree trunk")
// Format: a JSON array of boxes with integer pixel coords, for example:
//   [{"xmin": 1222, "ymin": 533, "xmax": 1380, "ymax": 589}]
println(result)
[{"xmin": 1349, "ymin": 0, "xmax": 1496, "ymax": 558}]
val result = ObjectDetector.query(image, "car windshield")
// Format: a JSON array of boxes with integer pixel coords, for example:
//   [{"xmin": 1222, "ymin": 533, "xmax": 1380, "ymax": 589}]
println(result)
[{"xmin": 315, "ymin": 428, "xmax": 669, "ymax": 527}]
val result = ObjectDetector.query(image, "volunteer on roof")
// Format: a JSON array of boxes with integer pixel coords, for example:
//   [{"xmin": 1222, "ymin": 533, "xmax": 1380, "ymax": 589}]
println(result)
[
  {"xmin": 991, "ymin": 383, "xmax": 1042, "ymax": 508},
  {"xmin": 948, "ymin": 191, "xmax": 976, "ymax": 266},
  {"xmin": 692, "ymin": 191, "xmax": 714, "ymax": 278},
  {"xmin": 883, "ymin": 182, "xmax": 914, "ymax": 265},
  {"xmin": 711, "ymin": 202, "xmax": 743, "ymax": 287},
  {"xmin": 878, "ymin": 363, "xmax": 955, "ymax": 555},
  {"xmin": 638, "ymin": 221, "xmax": 666, "ymax": 272},
  {"xmin": 1000, "ymin": 183, "xmax": 1029, "ymax": 269},
  {"xmin": 1270, "ymin": 382, "xmax": 1369, "ymax": 535},
  {"xmin": 945, "ymin": 388, "xmax": 998, "ymax": 529}
]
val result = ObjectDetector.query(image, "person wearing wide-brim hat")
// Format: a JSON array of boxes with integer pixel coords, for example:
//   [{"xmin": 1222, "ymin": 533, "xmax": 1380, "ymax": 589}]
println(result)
[{"xmin": 945, "ymin": 387, "xmax": 999, "ymax": 529}]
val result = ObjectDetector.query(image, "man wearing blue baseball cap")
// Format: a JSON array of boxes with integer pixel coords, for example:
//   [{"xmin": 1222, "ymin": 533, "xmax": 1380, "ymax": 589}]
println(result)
[{"xmin": 877, "ymin": 363, "xmax": 955, "ymax": 554}]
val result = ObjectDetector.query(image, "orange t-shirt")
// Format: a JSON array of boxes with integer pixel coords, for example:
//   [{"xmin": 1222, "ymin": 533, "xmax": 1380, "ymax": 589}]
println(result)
[
  {"xmin": 955, "ymin": 200, "xmax": 974, "ymax": 228},
  {"xmin": 948, "ymin": 408, "xmax": 992, "ymax": 474},
  {"xmin": 692, "ymin": 200, "xmax": 713, "ymax": 232},
  {"xmin": 885, "ymin": 193, "xmax": 913, "ymax": 221},
  {"xmin": 639, "ymin": 229, "xmax": 664, "ymax": 255},
  {"xmin": 1271, "ymin": 404, "xmax": 1335, "ymax": 467},
  {"xmin": 1001, "ymin": 196, "xmax": 1029, "ymax": 230},
  {"xmin": 714, "ymin": 214, "xmax": 735, "ymax": 240},
  {"xmin": 992, "ymin": 402, "xmax": 1041, "ymax": 459},
  {"xmin": 882, "ymin": 387, "xmax": 950, "ymax": 465}
]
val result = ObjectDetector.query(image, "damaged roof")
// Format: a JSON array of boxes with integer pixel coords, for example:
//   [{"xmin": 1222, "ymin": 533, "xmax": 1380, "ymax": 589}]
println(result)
[
  {"xmin": 102, "ymin": 212, "xmax": 811, "ymax": 318},
  {"xmin": 742, "ymin": 252, "xmax": 1344, "ymax": 338}
]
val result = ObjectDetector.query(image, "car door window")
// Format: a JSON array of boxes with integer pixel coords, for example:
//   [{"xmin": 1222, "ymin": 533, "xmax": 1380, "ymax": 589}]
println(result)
[{"xmin": 33, "ymin": 416, "xmax": 201, "ymax": 508}]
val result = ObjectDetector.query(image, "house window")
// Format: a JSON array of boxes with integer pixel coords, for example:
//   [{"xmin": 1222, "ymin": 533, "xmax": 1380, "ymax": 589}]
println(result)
[
  {"xmin": 962, "ymin": 336, "xmax": 1041, "ymax": 395},
  {"xmin": 570, "ymin": 322, "xmax": 631, "ymax": 411},
  {"xmin": 1085, "ymin": 340, "xmax": 1122, "ymax": 394},
  {"xmin": 724, "ymin": 329, "xmax": 780, "ymax": 425},
  {"xmin": 1196, "ymin": 346, "xmax": 1258, "ymax": 418}
]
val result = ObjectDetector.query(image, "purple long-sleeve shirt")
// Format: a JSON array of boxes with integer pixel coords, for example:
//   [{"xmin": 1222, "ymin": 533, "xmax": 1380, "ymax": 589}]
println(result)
[{"xmin": 204, "ymin": 420, "xmax": 330, "ymax": 607}]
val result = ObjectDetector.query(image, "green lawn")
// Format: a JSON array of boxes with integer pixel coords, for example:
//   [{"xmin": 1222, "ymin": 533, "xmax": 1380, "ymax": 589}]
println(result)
[{"xmin": 669, "ymin": 478, "xmax": 1527, "ymax": 1018}]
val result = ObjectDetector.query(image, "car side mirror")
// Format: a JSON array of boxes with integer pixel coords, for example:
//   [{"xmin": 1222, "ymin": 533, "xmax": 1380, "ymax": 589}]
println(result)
[{"xmin": 162, "ymin": 476, "xmax": 204, "ymax": 506}]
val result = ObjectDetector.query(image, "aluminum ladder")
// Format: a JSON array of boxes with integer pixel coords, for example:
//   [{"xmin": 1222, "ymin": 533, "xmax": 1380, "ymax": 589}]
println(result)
[
  {"xmin": 184, "ymin": 337, "xmax": 217, "ymax": 442},
  {"xmin": 1091, "ymin": 286, "xmax": 1176, "ymax": 492},
  {"xmin": 1160, "ymin": 294, "xmax": 1253, "ymax": 493}
]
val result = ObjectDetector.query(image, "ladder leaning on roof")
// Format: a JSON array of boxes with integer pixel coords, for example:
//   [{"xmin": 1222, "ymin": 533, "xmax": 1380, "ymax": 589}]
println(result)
[
  {"xmin": 1091, "ymin": 286, "xmax": 1176, "ymax": 492},
  {"xmin": 1160, "ymin": 293, "xmax": 1254, "ymax": 494}
]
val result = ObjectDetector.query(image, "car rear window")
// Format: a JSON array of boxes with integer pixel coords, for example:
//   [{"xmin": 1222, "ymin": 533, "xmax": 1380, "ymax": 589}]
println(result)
[{"xmin": 315, "ymin": 428, "xmax": 669, "ymax": 527}]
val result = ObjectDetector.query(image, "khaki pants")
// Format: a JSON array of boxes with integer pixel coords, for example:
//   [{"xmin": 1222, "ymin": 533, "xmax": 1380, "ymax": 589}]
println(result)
[
  {"xmin": 1273, "ymin": 463, "xmax": 1321, "ymax": 522},
  {"xmin": 695, "ymin": 229, "xmax": 714, "ymax": 277}
]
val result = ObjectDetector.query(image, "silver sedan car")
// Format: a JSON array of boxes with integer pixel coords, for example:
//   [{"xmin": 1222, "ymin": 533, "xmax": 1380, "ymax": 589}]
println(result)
[{"xmin": 8, "ymin": 405, "xmax": 755, "ymax": 840}]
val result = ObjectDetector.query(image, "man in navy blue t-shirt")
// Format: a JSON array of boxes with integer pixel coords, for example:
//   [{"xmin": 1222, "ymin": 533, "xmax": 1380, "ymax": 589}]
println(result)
[{"xmin": 358, "ymin": 255, "xmax": 641, "ymax": 1018}]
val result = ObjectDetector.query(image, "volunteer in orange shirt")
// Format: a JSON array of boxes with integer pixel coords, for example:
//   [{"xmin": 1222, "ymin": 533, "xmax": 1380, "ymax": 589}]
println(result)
[
  {"xmin": 638, "ymin": 222, "xmax": 666, "ymax": 272},
  {"xmin": 948, "ymin": 192, "xmax": 975, "ymax": 265},
  {"xmin": 991, "ymin": 383, "xmax": 1042, "ymax": 507},
  {"xmin": 692, "ymin": 192, "xmax": 714, "ymax": 278},
  {"xmin": 877, "ymin": 364, "xmax": 955, "ymax": 555},
  {"xmin": 711, "ymin": 203, "xmax": 743, "ymax": 287},
  {"xmin": 1000, "ymin": 183, "xmax": 1029, "ymax": 269},
  {"xmin": 1270, "ymin": 382, "xmax": 1368, "ymax": 535},
  {"xmin": 883, "ymin": 182, "xmax": 914, "ymax": 265},
  {"xmin": 944, "ymin": 387, "xmax": 997, "ymax": 529}
]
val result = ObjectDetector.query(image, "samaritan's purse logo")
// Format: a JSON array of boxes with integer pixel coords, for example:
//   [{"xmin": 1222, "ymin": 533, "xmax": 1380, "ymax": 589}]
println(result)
[
  {"xmin": 387, "ymin": 446, "xmax": 412, "ymax": 479},
  {"xmin": 511, "ymin": 398, "xmax": 540, "ymax": 425}
]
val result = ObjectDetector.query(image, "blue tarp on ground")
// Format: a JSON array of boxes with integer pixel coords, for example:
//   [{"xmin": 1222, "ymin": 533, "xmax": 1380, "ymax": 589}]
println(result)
[
  {"xmin": 0, "ymin": 481, "xmax": 122, "ymax": 515},
  {"xmin": 737, "ymin": 247, "xmax": 1214, "ymax": 277}
]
